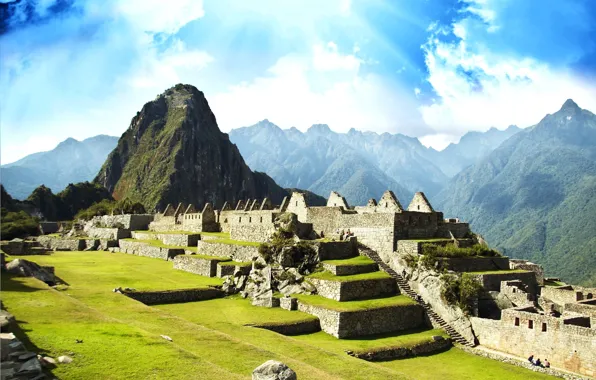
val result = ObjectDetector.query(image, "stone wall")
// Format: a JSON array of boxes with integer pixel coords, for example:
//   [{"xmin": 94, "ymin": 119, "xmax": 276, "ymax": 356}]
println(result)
[
  {"xmin": 541, "ymin": 286, "xmax": 596, "ymax": 306},
  {"xmin": 471, "ymin": 309, "xmax": 596, "ymax": 377},
  {"xmin": 87, "ymin": 227, "xmax": 130, "ymax": 240},
  {"xmin": 438, "ymin": 257, "xmax": 511, "ymax": 272},
  {"xmin": 435, "ymin": 222, "xmax": 471, "ymax": 239},
  {"xmin": 565, "ymin": 300, "xmax": 596, "ymax": 318},
  {"xmin": 509, "ymin": 259, "xmax": 545, "ymax": 286},
  {"xmin": 350, "ymin": 337, "xmax": 452, "ymax": 361},
  {"xmin": 249, "ymin": 320, "xmax": 321, "ymax": 336},
  {"xmin": 122, "ymin": 288, "xmax": 224, "ymax": 305},
  {"xmin": 119, "ymin": 240, "xmax": 184, "ymax": 260},
  {"xmin": 230, "ymin": 224, "xmax": 276, "ymax": 243},
  {"xmin": 36, "ymin": 236, "xmax": 85, "ymax": 251},
  {"xmin": 173, "ymin": 255, "xmax": 226, "ymax": 277},
  {"xmin": 468, "ymin": 271, "xmax": 537, "ymax": 294},
  {"xmin": 316, "ymin": 240, "xmax": 357, "ymax": 260},
  {"xmin": 322, "ymin": 261, "xmax": 378, "ymax": 276},
  {"xmin": 197, "ymin": 241, "xmax": 259, "ymax": 262},
  {"xmin": 310, "ymin": 278, "xmax": 397, "ymax": 301},
  {"xmin": 38, "ymin": 222, "xmax": 60, "ymax": 234},
  {"xmin": 297, "ymin": 302, "xmax": 424, "ymax": 338},
  {"xmin": 91, "ymin": 214, "xmax": 154, "ymax": 230}
]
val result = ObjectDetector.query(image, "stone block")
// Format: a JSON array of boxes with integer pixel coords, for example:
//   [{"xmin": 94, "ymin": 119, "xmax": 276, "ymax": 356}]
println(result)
[
  {"xmin": 310, "ymin": 277, "xmax": 398, "ymax": 301},
  {"xmin": 280, "ymin": 297, "xmax": 298, "ymax": 311}
]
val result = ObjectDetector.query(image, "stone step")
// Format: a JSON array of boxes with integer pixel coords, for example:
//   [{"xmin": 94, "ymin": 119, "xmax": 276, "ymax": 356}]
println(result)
[
  {"xmin": 321, "ymin": 256, "xmax": 379, "ymax": 276},
  {"xmin": 296, "ymin": 294, "xmax": 425, "ymax": 339},
  {"xmin": 308, "ymin": 271, "xmax": 398, "ymax": 301}
]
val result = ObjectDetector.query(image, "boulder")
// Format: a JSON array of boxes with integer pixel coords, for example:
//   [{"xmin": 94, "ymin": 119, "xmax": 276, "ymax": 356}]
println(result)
[
  {"xmin": 252, "ymin": 360, "xmax": 297, "ymax": 380},
  {"xmin": 0, "ymin": 309, "xmax": 15, "ymax": 332},
  {"xmin": 58, "ymin": 355, "xmax": 73, "ymax": 364},
  {"xmin": 6, "ymin": 259, "xmax": 55, "ymax": 284},
  {"xmin": 17, "ymin": 357, "xmax": 42, "ymax": 376}
]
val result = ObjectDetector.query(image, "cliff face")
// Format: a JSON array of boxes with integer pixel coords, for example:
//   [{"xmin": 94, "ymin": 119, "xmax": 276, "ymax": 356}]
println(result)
[{"xmin": 95, "ymin": 84, "xmax": 289, "ymax": 211}]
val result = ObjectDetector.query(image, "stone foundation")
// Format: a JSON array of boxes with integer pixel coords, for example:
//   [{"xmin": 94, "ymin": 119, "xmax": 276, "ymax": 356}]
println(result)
[
  {"xmin": 87, "ymin": 227, "xmax": 131, "ymax": 240},
  {"xmin": 118, "ymin": 240, "xmax": 184, "ymax": 261},
  {"xmin": 172, "ymin": 255, "xmax": 229, "ymax": 277},
  {"xmin": 316, "ymin": 240, "xmax": 357, "ymax": 260},
  {"xmin": 297, "ymin": 302, "xmax": 425, "ymax": 338},
  {"xmin": 349, "ymin": 337, "xmax": 452, "ymax": 361},
  {"xmin": 122, "ymin": 287, "xmax": 224, "ymax": 305},
  {"xmin": 248, "ymin": 320, "xmax": 321, "ymax": 336},
  {"xmin": 310, "ymin": 277, "xmax": 398, "ymax": 301},
  {"xmin": 197, "ymin": 241, "xmax": 259, "ymax": 262},
  {"xmin": 321, "ymin": 261, "xmax": 378, "ymax": 276}
]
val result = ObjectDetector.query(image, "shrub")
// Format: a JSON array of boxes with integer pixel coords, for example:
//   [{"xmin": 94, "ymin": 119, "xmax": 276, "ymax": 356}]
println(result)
[
  {"xmin": 1, "ymin": 208, "xmax": 40, "ymax": 240},
  {"xmin": 440, "ymin": 273, "xmax": 482, "ymax": 315},
  {"xmin": 420, "ymin": 242, "xmax": 501, "ymax": 269}
]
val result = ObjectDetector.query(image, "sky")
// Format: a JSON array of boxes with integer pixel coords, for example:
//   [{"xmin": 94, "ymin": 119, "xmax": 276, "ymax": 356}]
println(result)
[{"xmin": 1, "ymin": 0, "xmax": 596, "ymax": 164}]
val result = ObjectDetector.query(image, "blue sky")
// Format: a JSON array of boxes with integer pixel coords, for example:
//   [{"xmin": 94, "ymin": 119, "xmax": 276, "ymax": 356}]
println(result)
[{"xmin": 1, "ymin": 0, "xmax": 595, "ymax": 163}]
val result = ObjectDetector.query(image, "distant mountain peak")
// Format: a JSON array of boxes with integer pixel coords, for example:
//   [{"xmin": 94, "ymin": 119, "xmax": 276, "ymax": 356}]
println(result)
[
  {"xmin": 307, "ymin": 124, "xmax": 332, "ymax": 135},
  {"xmin": 561, "ymin": 99, "xmax": 580, "ymax": 111}
]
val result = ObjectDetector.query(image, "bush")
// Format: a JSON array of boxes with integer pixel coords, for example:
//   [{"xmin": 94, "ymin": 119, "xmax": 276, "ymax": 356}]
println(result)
[
  {"xmin": 420, "ymin": 242, "xmax": 501, "ymax": 269},
  {"xmin": 1, "ymin": 208, "xmax": 40, "ymax": 240},
  {"xmin": 74, "ymin": 198, "xmax": 147, "ymax": 221},
  {"xmin": 440, "ymin": 273, "xmax": 482, "ymax": 315}
]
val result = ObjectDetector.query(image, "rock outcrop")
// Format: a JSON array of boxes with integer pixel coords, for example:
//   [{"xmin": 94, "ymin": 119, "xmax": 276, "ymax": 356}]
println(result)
[
  {"xmin": 5, "ymin": 259, "xmax": 55, "ymax": 285},
  {"xmin": 252, "ymin": 360, "xmax": 297, "ymax": 380},
  {"xmin": 94, "ymin": 84, "xmax": 290, "ymax": 210}
]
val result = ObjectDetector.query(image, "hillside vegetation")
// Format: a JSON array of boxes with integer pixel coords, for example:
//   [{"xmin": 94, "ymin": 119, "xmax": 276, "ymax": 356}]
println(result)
[{"xmin": 435, "ymin": 100, "xmax": 596, "ymax": 286}]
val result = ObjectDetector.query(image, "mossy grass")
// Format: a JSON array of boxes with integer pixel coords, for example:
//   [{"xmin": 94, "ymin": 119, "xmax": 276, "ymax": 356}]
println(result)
[
  {"xmin": 544, "ymin": 279, "xmax": 566, "ymax": 287},
  {"xmin": 322, "ymin": 255, "xmax": 376, "ymax": 266},
  {"xmin": 1, "ymin": 251, "xmax": 554, "ymax": 380},
  {"xmin": 307, "ymin": 270, "xmax": 391, "ymax": 282},
  {"xmin": 466, "ymin": 269, "xmax": 530, "ymax": 275},
  {"xmin": 218, "ymin": 261, "xmax": 252, "ymax": 267},
  {"xmin": 294, "ymin": 294, "xmax": 416, "ymax": 312},
  {"xmin": 202, "ymin": 238, "xmax": 261, "ymax": 247},
  {"xmin": 200, "ymin": 231, "xmax": 231, "ymax": 239},
  {"xmin": 405, "ymin": 238, "xmax": 454, "ymax": 243}
]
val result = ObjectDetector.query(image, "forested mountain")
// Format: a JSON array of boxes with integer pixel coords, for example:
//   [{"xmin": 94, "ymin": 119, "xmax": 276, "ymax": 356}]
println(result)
[{"xmin": 435, "ymin": 100, "xmax": 596, "ymax": 286}]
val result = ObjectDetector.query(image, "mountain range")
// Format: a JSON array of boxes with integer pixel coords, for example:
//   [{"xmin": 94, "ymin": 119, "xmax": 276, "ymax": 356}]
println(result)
[
  {"xmin": 1, "ymin": 135, "xmax": 118, "ymax": 200},
  {"xmin": 2, "ymin": 83, "xmax": 593, "ymax": 285},
  {"xmin": 435, "ymin": 100, "xmax": 596, "ymax": 286},
  {"xmin": 228, "ymin": 120, "xmax": 519, "ymax": 205}
]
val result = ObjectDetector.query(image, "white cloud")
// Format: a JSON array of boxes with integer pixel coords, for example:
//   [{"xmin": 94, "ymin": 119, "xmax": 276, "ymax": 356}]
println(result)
[
  {"xmin": 208, "ymin": 42, "xmax": 426, "ymax": 135},
  {"xmin": 109, "ymin": 0, "xmax": 205, "ymax": 34},
  {"xmin": 419, "ymin": 133, "xmax": 456, "ymax": 151},
  {"xmin": 419, "ymin": 20, "xmax": 596, "ymax": 149}
]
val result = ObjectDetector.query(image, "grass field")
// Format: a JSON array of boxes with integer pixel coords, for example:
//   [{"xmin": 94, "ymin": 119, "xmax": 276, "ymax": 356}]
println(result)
[
  {"xmin": 322, "ymin": 255, "xmax": 377, "ymax": 266},
  {"xmin": 1, "ymin": 251, "xmax": 555, "ymax": 380},
  {"xmin": 307, "ymin": 270, "xmax": 391, "ymax": 282}
]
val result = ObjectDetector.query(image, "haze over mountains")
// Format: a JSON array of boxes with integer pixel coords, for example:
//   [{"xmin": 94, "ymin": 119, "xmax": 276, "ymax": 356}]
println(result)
[{"xmin": 1, "ymin": 135, "xmax": 118, "ymax": 200}]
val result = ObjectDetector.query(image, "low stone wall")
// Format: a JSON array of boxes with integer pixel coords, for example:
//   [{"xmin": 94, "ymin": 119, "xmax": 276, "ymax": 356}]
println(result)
[
  {"xmin": 92, "ymin": 214, "xmax": 154, "ymax": 230},
  {"xmin": 119, "ymin": 240, "xmax": 184, "ymax": 261},
  {"xmin": 468, "ymin": 271, "xmax": 537, "ymax": 293},
  {"xmin": 131, "ymin": 232, "xmax": 201, "ymax": 247},
  {"xmin": 316, "ymin": 240, "xmax": 357, "ymax": 261},
  {"xmin": 173, "ymin": 255, "xmax": 228, "ymax": 277},
  {"xmin": 297, "ymin": 302, "xmax": 424, "ymax": 338},
  {"xmin": 36, "ymin": 236, "xmax": 85, "ymax": 251},
  {"xmin": 565, "ymin": 301, "xmax": 596, "ymax": 318},
  {"xmin": 349, "ymin": 337, "xmax": 452, "ymax": 361},
  {"xmin": 197, "ymin": 241, "xmax": 259, "ymax": 262},
  {"xmin": 510, "ymin": 259, "xmax": 545, "ymax": 286},
  {"xmin": 248, "ymin": 320, "xmax": 321, "ymax": 336},
  {"xmin": 310, "ymin": 277, "xmax": 397, "ymax": 301},
  {"xmin": 322, "ymin": 261, "xmax": 378, "ymax": 276},
  {"xmin": 230, "ymin": 224, "xmax": 276, "ymax": 243},
  {"xmin": 122, "ymin": 287, "xmax": 224, "ymax": 305},
  {"xmin": 216, "ymin": 263, "xmax": 251, "ymax": 278},
  {"xmin": 438, "ymin": 257, "xmax": 511, "ymax": 272},
  {"xmin": 87, "ymin": 227, "xmax": 130, "ymax": 240}
]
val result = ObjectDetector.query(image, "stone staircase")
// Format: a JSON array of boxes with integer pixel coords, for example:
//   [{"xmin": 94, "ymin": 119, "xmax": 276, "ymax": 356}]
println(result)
[{"xmin": 359, "ymin": 247, "xmax": 476, "ymax": 347}]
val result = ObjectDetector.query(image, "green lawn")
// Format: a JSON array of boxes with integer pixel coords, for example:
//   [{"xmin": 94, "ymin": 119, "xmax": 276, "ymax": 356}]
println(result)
[
  {"xmin": 307, "ymin": 270, "xmax": 391, "ymax": 282},
  {"xmin": 1, "ymin": 251, "xmax": 555, "ymax": 380},
  {"xmin": 184, "ymin": 253, "xmax": 231, "ymax": 262},
  {"xmin": 200, "ymin": 231, "xmax": 231, "ymax": 239},
  {"xmin": 322, "ymin": 255, "xmax": 376, "ymax": 266},
  {"xmin": 294, "ymin": 294, "xmax": 417, "ymax": 312},
  {"xmin": 134, "ymin": 230, "xmax": 200, "ymax": 235}
]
